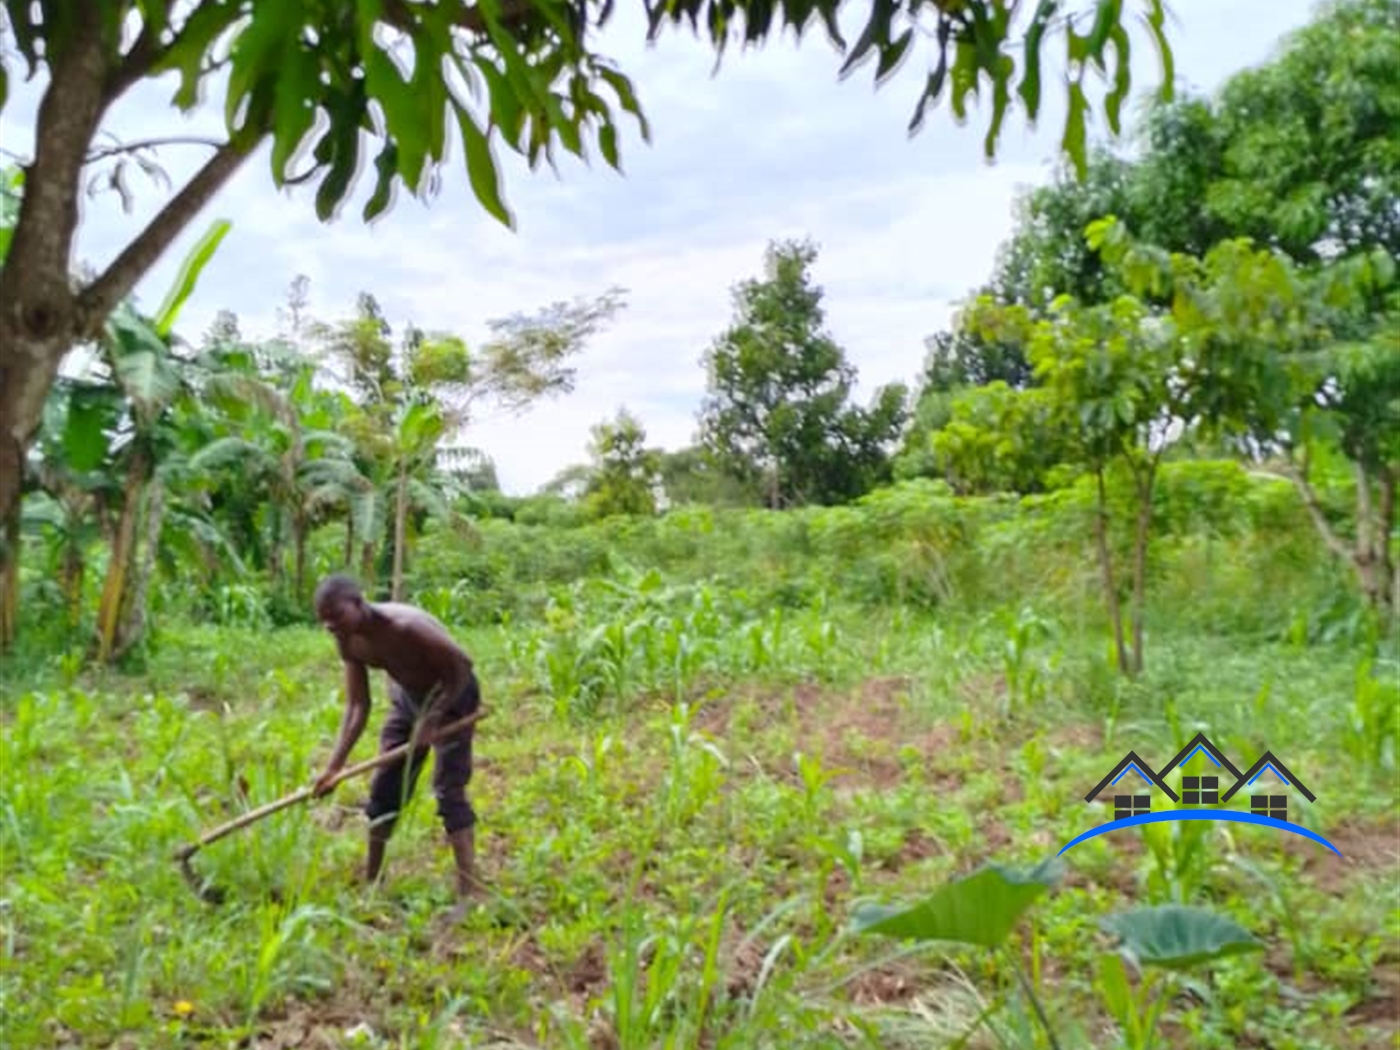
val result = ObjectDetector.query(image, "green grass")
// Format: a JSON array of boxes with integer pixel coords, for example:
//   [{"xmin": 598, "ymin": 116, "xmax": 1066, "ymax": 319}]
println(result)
[{"xmin": 3, "ymin": 581, "xmax": 1398, "ymax": 1048}]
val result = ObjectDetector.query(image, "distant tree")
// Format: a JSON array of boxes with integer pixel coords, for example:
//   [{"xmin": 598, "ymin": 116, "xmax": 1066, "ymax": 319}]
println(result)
[
  {"xmin": 697, "ymin": 238, "xmax": 908, "ymax": 508},
  {"xmin": 656, "ymin": 446, "xmax": 758, "ymax": 508},
  {"xmin": 582, "ymin": 406, "xmax": 663, "ymax": 519}
]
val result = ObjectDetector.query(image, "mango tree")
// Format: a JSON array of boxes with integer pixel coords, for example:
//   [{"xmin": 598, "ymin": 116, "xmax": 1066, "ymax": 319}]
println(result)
[{"xmin": 0, "ymin": 0, "xmax": 1178, "ymax": 535}]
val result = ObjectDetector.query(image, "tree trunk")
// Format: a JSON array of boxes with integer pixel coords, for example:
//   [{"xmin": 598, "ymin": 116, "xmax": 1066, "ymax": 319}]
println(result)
[
  {"xmin": 113, "ymin": 477, "xmax": 166, "ymax": 662},
  {"xmin": 96, "ymin": 451, "xmax": 148, "ymax": 664},
  {"xmin": 267, "ymin": 504, "xmax": 285, "ymax": 591},
  {"xmin": 0, "ymin": 20, "xmax": 116, "ymax": 530},
  {"xmin": 0, "ymin": 16, "xmax": 256, "ymax": 530},
  {"xmin": 360, "ymin": 541, "xmax": 376, "ymax": 591},
  {"xmin": 0, "ymin": 506, "xmax": 19, "ymax": 651},
  {"xmin": 62, "ymin": 537, "xmax": 85, "ymax": 631},
  {"xmin": 1380, "ymin": 469, "xmax": 1397, "ymax": 619},
  {"xmin": 1094, "ymin": 467, "xmax": 1130, "ymax": 676},
  {"xmin": 392, "ymin": 466, "xmax": 409, "ymax": 601},
  {"xmin": 1128, "ymin": 468, "xmax": 1157, "ymax": 677},
  {"xmin": 294, "ymin": 515, "xmax": 308, "ymax": 606},
  {"xmin": 343, "ymin": 516, "xmax": 355, "ymax": 569}
]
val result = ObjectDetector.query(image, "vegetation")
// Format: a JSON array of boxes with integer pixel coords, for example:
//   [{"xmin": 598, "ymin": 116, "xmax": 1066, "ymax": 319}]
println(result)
[
  {"xmin": 0, "ymin": 0, "xmax": 1176, "ymax": 528},
  {"xmin": 2, "ymin": 1, "xmax": 1397, "ymax": 1048}
]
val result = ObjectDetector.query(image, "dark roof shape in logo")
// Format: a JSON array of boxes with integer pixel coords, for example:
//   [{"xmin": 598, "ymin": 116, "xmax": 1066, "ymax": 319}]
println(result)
[
  {"xmin": 1154, "ymin": 731, "xmax": 1243, "ymax": 782},
  {"xmin": 1220, "ymin": 750, "xmax": 1317, "ymax": 804},
  {"xmin": 1085, "ymin": 750, "xmax": 1181, "ymax": 804}
]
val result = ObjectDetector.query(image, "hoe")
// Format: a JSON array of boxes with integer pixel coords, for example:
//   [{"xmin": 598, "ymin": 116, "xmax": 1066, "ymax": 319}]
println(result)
[{"xmin": 174, "ymin": 706, "xmax": 490, "ymax": 904}]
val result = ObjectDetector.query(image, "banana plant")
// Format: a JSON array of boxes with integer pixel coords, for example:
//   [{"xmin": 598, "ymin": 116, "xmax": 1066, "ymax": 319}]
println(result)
[{"xmin": 88, "ymin": 219, "xmax": 232, "ymax": 663}]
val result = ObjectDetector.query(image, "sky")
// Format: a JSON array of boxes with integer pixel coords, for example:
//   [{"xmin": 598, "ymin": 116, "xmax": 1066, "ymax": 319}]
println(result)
[{"xmin": 3, "ymin": 0, "xmax": 1323, "ymax": 495}]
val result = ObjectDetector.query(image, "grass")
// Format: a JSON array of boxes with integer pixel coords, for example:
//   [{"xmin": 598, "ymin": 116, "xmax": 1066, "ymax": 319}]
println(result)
[{"xmin": 2, "ymin": 578, "xmax": 1398, "ymax": 1048}]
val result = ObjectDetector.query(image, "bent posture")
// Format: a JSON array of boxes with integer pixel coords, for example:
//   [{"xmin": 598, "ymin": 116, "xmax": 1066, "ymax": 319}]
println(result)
[{"xmin": 310, "ymin": 574, "xmax": 483, "ymax": 906}]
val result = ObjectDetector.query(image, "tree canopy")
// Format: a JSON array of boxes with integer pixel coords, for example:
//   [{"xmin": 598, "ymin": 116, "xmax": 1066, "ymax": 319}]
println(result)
[{"xmin": 0, "ymin": 0, "xmax": 1179, "ymax": 529}]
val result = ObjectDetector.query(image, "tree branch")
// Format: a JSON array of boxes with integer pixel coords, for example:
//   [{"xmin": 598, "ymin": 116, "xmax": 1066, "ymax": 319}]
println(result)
[
  {"xmin": 1279, "ymin": 462, "xmax": 1353, "ymax": 564},
  {"xmin": 85, "ymin": 136, "xmax": 227, "ymax": 165},
  {"xmin": 75, "ymin": 137, "xmax": 261, "ymax": 339}
]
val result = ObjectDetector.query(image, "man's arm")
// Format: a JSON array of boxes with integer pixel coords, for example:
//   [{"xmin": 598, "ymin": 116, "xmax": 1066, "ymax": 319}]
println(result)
[{"xmin": 312, "ymin": 658, "xmax": 371, "ymax": 796}]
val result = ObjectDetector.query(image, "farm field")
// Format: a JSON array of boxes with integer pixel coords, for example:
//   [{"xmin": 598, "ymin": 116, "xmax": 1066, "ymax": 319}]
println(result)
[
  {"xmin": 3, "ymin": 2, "xmax": 1398, "ymax": 1046},
  {"xmin": 4, "ymin": 502, "xmax": 1398, "ymax": 1048}
]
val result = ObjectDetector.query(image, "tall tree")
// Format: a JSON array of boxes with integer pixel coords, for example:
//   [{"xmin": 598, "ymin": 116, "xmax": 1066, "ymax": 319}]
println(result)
[
  {"xmin": 312, "ymin": 285, "xmax": 626, "ymax": 598},
  {"xmin": 697, "ymin": 238, "xmax": 908, "ymax": 508},
  {"xmin": 0, "ymin": 0, "xmax": 1176, "ymax": 531}
]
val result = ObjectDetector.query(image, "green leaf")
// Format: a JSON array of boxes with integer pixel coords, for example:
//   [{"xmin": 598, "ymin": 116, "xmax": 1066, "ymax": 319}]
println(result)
[
  {"xmin": 155, "ymin": 4, "xmax": 238, "ymax": 111},
  {"xmin": 223, "ymin": 1, "xmax": 291, "ymax": 133},
  {"xmin": 1141, "ymin": 0, "xmax": 1175, "ymax": 102},
  {"xmin": 850, "ymin": 858, "xmax": 1063, "ymax": 947},
  {"xmin": 153, "ymin": 219, "xmax": 232, "ymax": 338},
  {"xmin": 363, "ymin": 141, "xmax": 399, "ymax": 222},
  {"xmin": 476, "ymin": 58, "xmax": 525, "ymax": 147},
  {"xmin": 1017, "ymin": 0, "xmax": 1057, "ymax": 122},
  {"xmin": 365, "ymin": 48, "xmax": 429, "ymax": 189},
  {"xmin": 1102, "ymin": 905, "xmax": 1264, "ymax": 971},
  {"xmin": 1104, "ymin": 24, "xmax": 1132, "ymax": 135},
  {"xmin": 1062, "ymin": 78, "xmax": 1089, "ymax": 179},
  {"xmin": 597, "ymin": 66, "xmax": 651, "ymax": 141},
  {"xmin": 598, "ymin": 124, "xmax": 620, "ymax": 169},
  {"xmin": 455, "ymin": 102, "xmax": 514, "ymax": 228},
  {"xmin": 875, "ymin": 28, "xmax": 915, "ymax": 84},
  {"xmin": 269, "ymin": 41, "xmax": 321, "ymax": 185},
  {"xmin": 62, "ymin": 389, "xmax": 118, "ymax": 473}
]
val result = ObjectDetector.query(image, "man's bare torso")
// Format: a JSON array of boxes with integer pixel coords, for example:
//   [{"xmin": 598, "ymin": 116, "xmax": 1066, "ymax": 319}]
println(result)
[{"xmin": 339, "ymin": 602, "xmax": 472, "ymax": 698}]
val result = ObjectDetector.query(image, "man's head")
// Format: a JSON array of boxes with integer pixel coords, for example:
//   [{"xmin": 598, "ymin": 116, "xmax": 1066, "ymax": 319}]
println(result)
[{"xmin": 315, "ymin": 574, "xmax": 368, "ymax": 638}]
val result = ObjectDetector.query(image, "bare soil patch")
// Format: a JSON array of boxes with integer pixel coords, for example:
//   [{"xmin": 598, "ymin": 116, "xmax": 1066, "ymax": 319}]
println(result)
[{"xmin": 1285, "ymin": 815, "xmax": 1400, "ymax": 894}]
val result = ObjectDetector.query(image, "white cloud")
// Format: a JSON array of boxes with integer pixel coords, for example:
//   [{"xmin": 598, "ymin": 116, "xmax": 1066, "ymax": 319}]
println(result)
[{"xmin": 3, "ymin": 0, "xmax": 1324, "ymax": 493}]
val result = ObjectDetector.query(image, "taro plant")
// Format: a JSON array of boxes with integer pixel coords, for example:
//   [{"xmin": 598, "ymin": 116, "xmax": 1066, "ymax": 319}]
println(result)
[{"xmin": 852, "ymin": 858, "xmax": 1265, "ymax": 1049}]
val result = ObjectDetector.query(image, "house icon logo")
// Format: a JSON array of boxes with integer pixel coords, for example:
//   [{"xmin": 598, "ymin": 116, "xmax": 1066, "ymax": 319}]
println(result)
[{"xmin": 1058, "ymin": 731, "xmax": 1341, "ymax": 857}]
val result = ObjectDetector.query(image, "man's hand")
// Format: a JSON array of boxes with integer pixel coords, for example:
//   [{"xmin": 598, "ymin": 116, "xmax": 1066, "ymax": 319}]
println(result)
[{"xmin": 312, "ymin": 767, "xmax": 341, "ymax": 798}]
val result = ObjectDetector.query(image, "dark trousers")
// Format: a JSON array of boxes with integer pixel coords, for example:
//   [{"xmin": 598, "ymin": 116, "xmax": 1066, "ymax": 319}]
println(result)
[{"xmin": 364, "ymin": 674, "xmax": 479, "ymax": 837}]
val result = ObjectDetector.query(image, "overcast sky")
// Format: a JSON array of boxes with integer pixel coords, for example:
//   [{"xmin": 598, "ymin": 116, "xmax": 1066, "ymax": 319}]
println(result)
[{"xmin": 4, "ymin": 1, "xmax": 1321, "ymax": 494}]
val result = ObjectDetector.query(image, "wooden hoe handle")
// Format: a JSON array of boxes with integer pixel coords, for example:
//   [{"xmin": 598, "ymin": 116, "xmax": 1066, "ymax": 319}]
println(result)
[{"xmin": 172, "ymin": 706, "xmax": 489, "ymax": 862}]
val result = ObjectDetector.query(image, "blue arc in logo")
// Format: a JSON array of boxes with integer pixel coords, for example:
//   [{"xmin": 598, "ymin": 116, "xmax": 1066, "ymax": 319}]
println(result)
[{"xmin": 1058, "ymin": 810, "xmax": 1343, "ymax": 857}]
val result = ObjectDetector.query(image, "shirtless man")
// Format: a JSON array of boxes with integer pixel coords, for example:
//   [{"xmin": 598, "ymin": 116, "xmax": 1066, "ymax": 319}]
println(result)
[{"xmin": 309, "ymin": 574, "xmax": 483, "ymax": 908}]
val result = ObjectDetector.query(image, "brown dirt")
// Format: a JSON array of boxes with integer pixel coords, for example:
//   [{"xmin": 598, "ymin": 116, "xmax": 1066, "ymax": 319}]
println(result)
[
  {"xmin": 567, "ymin": 939, "xmax": 611, "ymax": 997},
  {"xmin": 1284, "ymin": 816, "xmax": 1400, "ymax": 895},
  {"xmin": 698, "ymin": 675, "xmax": 975, "ymax": 793},
  {"xmin": 1345, "ymin": 959, "xmax": 1400, "ymax": 1036}
]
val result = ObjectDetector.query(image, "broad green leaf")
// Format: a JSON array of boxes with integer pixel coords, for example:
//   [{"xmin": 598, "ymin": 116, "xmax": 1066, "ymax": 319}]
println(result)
[
  {"xmin": 61, "ymin": 388, "xmax": 118, "ymax": 473},
  {"xmin": 455, "ymin": 102, "xmax": 513, "ymax": 228},
  {"xmin": 1101, "ymin": 905, "xmax": 1264, "ymax": 971},
  {"xmin": 850, "ymin": 858, "xmax": 1063, "ymax": 947}
]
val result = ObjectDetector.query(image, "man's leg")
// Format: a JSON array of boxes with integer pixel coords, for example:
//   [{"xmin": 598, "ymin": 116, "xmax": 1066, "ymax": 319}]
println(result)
[
  {"xmin": 432, "ymin": 675, "xmax": 482, "ymax": 903},
  {"xmin": 363, "ymin": 683, "xmax": 429, "ymax": 885}
]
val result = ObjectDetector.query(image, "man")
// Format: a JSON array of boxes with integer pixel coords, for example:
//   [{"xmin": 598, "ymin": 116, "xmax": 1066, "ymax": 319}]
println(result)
[{"xmin": 309, "ymin": 573, "xmax": 483, "ymax": 909}]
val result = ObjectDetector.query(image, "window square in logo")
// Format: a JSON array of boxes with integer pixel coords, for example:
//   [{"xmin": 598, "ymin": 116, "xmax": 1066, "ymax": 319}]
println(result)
[
  {"xmin": 1114, "ymin": 794, "xmax": 1150, "ymax": 821},
  {"xmin": 1182, "ymin": 775, "xmax": 1219, "ymax": 805}
]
